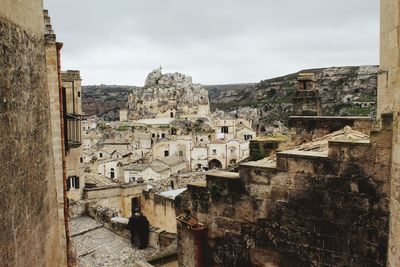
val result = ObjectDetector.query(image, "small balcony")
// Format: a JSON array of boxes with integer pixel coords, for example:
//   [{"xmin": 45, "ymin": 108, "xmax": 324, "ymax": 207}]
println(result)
[{"xmin": 65, "ymin": 114, "xmax": 83, "ymax": 149}]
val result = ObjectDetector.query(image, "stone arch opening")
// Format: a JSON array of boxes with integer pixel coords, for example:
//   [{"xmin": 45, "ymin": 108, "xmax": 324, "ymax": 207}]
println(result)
[{"xmin": 209, "ymin": 159, "xmax": 222, "ymax": 170}]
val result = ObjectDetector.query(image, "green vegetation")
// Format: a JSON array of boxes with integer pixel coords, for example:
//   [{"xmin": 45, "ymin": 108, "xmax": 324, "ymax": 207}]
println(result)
[
  {"xmin": 116, "ymin": 125, "xmax": 131, "ymax": 131},
  {"xmin": 358, "ymin": 92, "xmax": 376, "ymax": 102},
  {"xmin": 341, "ymin": 106, "xmax": 373, "ymax": 116}
]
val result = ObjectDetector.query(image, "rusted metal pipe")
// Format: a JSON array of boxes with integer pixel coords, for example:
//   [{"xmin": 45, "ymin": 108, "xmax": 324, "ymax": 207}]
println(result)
[{"xmin": 192, "ymin": 223, "xmax": 207, "ymax": 267}]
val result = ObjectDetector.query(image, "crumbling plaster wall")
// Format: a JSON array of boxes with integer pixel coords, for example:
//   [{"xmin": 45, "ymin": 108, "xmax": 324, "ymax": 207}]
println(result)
[{"xmin": 0, "ymin": 0, "xmax": 67, "ymax": 265}]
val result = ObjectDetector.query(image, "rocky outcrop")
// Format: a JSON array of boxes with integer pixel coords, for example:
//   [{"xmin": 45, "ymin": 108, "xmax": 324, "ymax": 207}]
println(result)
[{"xmin": 128, "ymin": 68, "xmax": 210, "ymax": 120}]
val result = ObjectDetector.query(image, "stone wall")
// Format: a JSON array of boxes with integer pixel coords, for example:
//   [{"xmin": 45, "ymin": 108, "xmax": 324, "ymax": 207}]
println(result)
[
  {"xmin": 44, "ymin": 11, "xmax": 68, "ymax": 265},
  {"xmin": 0, "ymin": 0, "xmax": 67, "ymax": 266},
  {"xmin": 84, "ymin": 183, "xmax": 146, "ymax": 218},
  {"xmin": 142, "ymin": 191, "xmax": 178, "ymax": 233},
  {"xmin": 379, "ymin": 0, "xmax": 400, "ymax": 266},
  {"xmin": 288, "ymin": 116, "xmax": 373, "ymax": 145},
  {"xmin": 177, "ymin": 117, "xmax": 393, "ymax": 266}
]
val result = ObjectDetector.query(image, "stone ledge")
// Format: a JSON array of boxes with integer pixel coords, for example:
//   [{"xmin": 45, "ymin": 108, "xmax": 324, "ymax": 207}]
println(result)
[
  {"xmin": 277, "ymin": 150, "xmax": 328, "ymax": 159},
  {"xmin": 206, "ymin": 171, "xmax": 240, "ymax": 180},
  {"xmin": 328, "ymin": 139, "xmax": 370, "ymax": 147}
]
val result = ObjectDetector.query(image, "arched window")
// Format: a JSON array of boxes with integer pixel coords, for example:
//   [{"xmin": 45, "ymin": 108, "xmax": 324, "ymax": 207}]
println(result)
[{"xmin": 110, "ymin": 168, "xmax": 115, "ymax": 179}]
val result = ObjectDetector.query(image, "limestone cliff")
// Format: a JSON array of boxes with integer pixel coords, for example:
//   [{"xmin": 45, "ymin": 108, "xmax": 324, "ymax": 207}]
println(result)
[{"xmin": 127, "ymin": 68, "xmax": 210, "ymax": 120}]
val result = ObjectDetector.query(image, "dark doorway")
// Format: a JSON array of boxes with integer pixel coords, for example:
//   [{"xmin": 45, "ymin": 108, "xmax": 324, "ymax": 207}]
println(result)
[
  {"xmin": 209, "ymin": 159, "xmax": 222, "ymax": 169},
  {"xmin": 131, "ymin": 197, "xmax": 141, "ymax": 214}
]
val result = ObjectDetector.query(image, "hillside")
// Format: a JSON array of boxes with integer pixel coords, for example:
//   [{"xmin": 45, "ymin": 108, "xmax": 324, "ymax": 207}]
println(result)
[
  {"xmin": 205, "ymin": 65, "xmax": 378, "ymax": 131},
  {"xmin": 82, "ymin": 85, "xmax": 138, "ymax": 120},
  {"xmin": 82, "ymin": 65, "xmax": 378, "ymax": 128}
]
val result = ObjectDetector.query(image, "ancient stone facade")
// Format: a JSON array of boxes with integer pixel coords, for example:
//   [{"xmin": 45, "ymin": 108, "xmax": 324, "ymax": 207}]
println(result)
[
  {"xmin": 62, "ymin": 70, "xmax": 85, "ymax": 201},
  {"xmin": 292, "ymin": 73, "xmax": 321, "ymax": 116},
  {"xmin": 142, "ymin": 190, "xmax": 181, "ymax": 234},
  {"xmin": 378, "ymin": 0, "xmax": 400, "ymax": 266},
  {"xmin": 128, "ymin": 68, "xmax": 210, "ymax": 120},
  {"xmin": 177, "ymin": 117, "xmax": 393, "ymax": 266},
  {"xmin": 0, "ymin": 1, "xmax": 67, "ymax": 266},
  {"xmin": 288, "ymin": 116, "xmax": 373, "ymax": 145}
]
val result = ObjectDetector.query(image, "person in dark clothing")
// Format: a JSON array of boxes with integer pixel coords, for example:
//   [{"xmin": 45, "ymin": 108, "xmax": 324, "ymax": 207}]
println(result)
[
  {"xmin": 128, "ymin": 211, "xmax": 140, "ymax": 246},
  {"xmin": 135, "ymin": 213, "xmax": 150, "ymax": 249},
  {"xmin": 128, "ymin": 210, "xmax": 150, "ymax": 249}
]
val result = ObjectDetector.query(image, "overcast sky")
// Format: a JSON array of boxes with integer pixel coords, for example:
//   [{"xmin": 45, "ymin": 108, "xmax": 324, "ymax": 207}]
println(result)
[{"xmin": 44, "ymin": 0, "xmax": 379, "ymax": 86}]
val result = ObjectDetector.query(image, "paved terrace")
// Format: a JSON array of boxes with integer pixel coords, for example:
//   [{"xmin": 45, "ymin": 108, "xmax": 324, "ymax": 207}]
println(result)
[{"xmin": 71, "ymin": 216, "xmax": 159, "ymax": 267}]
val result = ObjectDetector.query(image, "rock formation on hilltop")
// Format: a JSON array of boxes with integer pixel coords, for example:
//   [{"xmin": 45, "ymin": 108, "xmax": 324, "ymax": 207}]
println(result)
[
  {"xmin": 83, "ymin": 66, "xmax": 378, "ymax": 129},
  {"xmin": 127, "ymin": 68, "xmax": 210, "ymax": 120}
]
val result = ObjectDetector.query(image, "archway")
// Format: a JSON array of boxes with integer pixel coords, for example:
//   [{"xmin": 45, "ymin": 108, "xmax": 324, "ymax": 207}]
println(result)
[{"xmin": 209, "ymin": 159, "xmax": 222, "ymax": 170}]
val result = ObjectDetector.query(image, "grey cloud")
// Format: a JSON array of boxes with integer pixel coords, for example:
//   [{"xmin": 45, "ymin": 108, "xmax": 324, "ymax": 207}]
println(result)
[{"xmin": 44, "ymin": 0, "xmax": 379, "ymax": 85}]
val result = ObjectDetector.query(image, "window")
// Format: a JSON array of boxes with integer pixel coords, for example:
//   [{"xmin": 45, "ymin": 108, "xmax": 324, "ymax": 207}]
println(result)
[
  {"xmin": 171, "ymin": 128, "xmax": 177, "ymax": 135},
  {"xmin": 230, "ymin": 149, "xmax": 235, "ymax": 154},
  {"xmin": 100, "ymin": 153, "xmax": 103, "ymax": 158},
  {"xmin": 66, "ymin": 176, "xmax": 80, "ymax": 191},
  {"xmin": 161, "ymin": 133, "xmax": 165, "ymax": 139},
  {"xmin": 244, "ymin": 134, "xmax": 253, "ymax": 140},
  {"xmin": 80, "ymin": 157, "xmax": 83, "ymax": 163},
  {"xmin": 212, "ymin": 149, "xmax": 217, "ymax": 155},
  {"xmin": 152, "ymin": 133, "xmax": 156, "ymax": 138},
  {"xmin": 170, "ymin": 112, "xmax": 174, "ymax": 118},
  {"xmin": 239, "ymin": 121, "xmax": 243, "ymax": 125},
  {"xmin": 164, "ymin": 150, "xmax": 169, "ymax": 157},
  {"xmin": 78, "ymin": 91, "xmax": 81, "ymax": 97},
  {"xmin": 179, "ymin": 151, "xmax": 184, "ymax": 157},
  {"xmin": 221, "ymin": 126, "xmax": 229, "ymax": 133},
  {"xmin": 110, "ymin": 168, "xmax": 115, "ymax": 179}
]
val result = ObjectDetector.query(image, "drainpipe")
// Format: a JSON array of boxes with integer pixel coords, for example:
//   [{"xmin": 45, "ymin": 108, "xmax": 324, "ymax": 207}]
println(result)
[
  {"xmin": 56, "ymin": 42, "xmax": 74, "ymax": 267},
  {"xmin": 192, "ymin": 223, "xmax": 207, "ymax": 267}
]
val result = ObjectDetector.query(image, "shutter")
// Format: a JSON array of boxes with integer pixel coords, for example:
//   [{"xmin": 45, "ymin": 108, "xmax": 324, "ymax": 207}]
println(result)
[
  {"xmin": 66, "ymin": 178, "xmax": 71, "ymax": 191},
  {"xmin": 75, "ymin": 176, "xmax": 80, "ymax": 189}
]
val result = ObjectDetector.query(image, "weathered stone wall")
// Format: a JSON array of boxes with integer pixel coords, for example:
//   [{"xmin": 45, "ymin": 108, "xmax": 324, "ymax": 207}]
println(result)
[
  {"xmin": 142, "ymin": 191, "xmax": 178, "ymax": 233},
  {"xmin": 288, "ymin": 116, "xmax": 373, "ymax": 145},
  {"xmin": 178, "ymin": 119, "xmax": 393, "ymax": 266},
  {"xmin": 0, "ymin": 1, "xmax": 67, "ymax": 266},
  {"xmin": 379, "ymin": 0, "xmax": 400, "ymax": 266},
  {"xmin": 44, "ymin": 13, "xmax": 68, "ymax": 265},
  {"xmin": 84, "ymin": 184, "xmax": 145, "ymax": 218}
]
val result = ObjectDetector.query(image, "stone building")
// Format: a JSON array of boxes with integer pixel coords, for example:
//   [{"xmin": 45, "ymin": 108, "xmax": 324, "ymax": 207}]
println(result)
[
  {"xmin": 176, "ymin": 1, "xmax": 400, "ymax": 266},
  {"xmin": 178, "ymin": 119, "xmax": 393, "ymax": 266},
  {"xmin": 62, "ymin": 70, "xmax": 85, "ymax": 201},
  {"xmin": 292, "ymin": 73, "xmax": 321, "ymax": 116},
  {"xmin": 288, "ymin": 73, "xmax": 373, "ymax": 145},
  {"xmin": 1, "ymin": 2, "xmax": 68, "ymax": 266}
]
